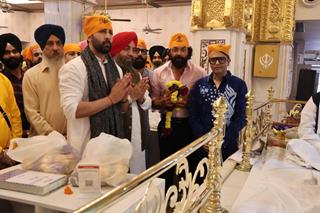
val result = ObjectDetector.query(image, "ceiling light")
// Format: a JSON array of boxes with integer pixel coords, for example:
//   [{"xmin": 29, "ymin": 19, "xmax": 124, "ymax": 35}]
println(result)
[{"xmin": 6, "ymin": 0, "xmax": 43, "ymax": 4}]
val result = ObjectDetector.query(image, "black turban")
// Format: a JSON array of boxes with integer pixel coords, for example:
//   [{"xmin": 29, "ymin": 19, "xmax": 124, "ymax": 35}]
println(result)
[
  {"xmin": 0, "ymin": 33, "xmax": 22, "ymax": 60},
  {"xmin": 34, "ymin": 24, "xmax": 65, "ymax": 50},
  {"xmin": 149, "ymin": 45, "xmax": 165, "ymax": 60}
]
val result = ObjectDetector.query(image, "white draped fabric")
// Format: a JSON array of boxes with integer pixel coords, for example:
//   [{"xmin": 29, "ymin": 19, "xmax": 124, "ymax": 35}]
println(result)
[{"xmin": 230, "ymin": 147, "xmax": 320, "ymax": 213}]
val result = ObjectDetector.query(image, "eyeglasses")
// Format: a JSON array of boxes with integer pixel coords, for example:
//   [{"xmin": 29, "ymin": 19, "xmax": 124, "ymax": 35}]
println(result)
[
  {"xmin": 208, "ymin": 57, "xmax": 228, "ymax": 65},
  {"xmin": 133, "ymin": 47, "xmax": 148, "ymax": 55}
]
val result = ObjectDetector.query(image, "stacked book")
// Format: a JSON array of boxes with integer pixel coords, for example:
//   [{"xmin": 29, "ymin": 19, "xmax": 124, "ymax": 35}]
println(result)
[{"xmin": 0, "ymin": 169, "xmax": 67, "ymax": 195}]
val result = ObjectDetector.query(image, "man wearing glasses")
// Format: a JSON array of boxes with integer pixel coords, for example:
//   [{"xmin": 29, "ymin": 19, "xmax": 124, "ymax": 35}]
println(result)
[
  {"xmin": 132, "ymin": 39, "xmax": 161, "ymax": 169},
  {"xmin": 188, "ymin": 44, "xmax": 248, "ymax": 161}
]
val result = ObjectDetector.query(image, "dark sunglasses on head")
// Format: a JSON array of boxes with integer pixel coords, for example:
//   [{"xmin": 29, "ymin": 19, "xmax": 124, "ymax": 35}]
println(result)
[
  {"xmin": 133, "ymin": 47, "xmax": 148, "ymax": 55},
  {"xmin": 209, "ymin": 57, "xmax": 227, "ymax": 65}
]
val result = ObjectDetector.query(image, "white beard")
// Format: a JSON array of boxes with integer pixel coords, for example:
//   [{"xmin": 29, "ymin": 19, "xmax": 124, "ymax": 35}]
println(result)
[{"xmin": 43, "ymin": 55, "xmax": 65, "ymax": 71}]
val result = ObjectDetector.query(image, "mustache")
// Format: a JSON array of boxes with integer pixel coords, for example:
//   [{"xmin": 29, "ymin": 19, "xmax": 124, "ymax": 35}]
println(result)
[{"xmin": 102, "ymin": 40, "xmax": 111, "ymax": 46}]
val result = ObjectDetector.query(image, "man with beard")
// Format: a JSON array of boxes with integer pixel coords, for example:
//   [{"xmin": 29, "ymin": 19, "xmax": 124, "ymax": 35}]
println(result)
[
  {"xmin": 23, "ymin": 44, "xmax": 43, "ymax": 69},
  {"xmin": 133, "ymin": 39, "xmax": 161, "ymax": 168},
  {"xmin": 111, "ymin": 34, "xmax": 151, "ymax": 173},
  {"xmin": 0, "ymin": 33, "xmax": 29, "ymax": 137},
  {"xmin": 188, "ymin": 44, "xmax": 247, "ymax": 160},
  {"xmin": 111, "ymin": 31, "xmax": 137, "ymax": 74},
  {"xmin": 150, "ymin": 33, "xmax": 205, "ymax": 187},
  {"xmin": 23, "ymin": 24, "xmax": 67, "ymax": 136},
  {"xmin": 59, "ymin": 15, "xmax": 132, "ymax": 154},
  {"xmin": 149, "ymin": 45, "xmax": 166, "ymax": 70}
]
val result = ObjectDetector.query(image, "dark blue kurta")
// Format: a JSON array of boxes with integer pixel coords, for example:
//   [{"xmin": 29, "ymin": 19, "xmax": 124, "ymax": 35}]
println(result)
[{"xmin": 188, "ymin": 71, "xmax": 248, "ymax": 160}]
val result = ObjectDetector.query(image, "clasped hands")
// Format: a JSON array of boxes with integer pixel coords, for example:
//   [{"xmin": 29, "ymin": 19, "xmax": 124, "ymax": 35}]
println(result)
[
  {"xmin": 108, "ymin": 73, "xmax": 149, "ymax": 104},
  {"xmin": 159, "ymin": 90, "xmax": 188, "ymax": 110}
]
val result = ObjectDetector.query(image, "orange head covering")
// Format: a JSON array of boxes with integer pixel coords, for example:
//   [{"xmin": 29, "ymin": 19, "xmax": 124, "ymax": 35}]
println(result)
[
  {"xmin": 22, "ymin": 44, "xmax": 40, "ymax": 61},
  {"xmin": 168, "ymin": 33, "xmax": 189, "ymax": 49},
  {"xmin": 83, "ymin": 15, "xmax": 112, "ymax": 38},
  {"xmin": 145, "ymin": 55, "xmax": 152, "ymax": 69},
  {"xmin": 208, "ymin": 44, "xmax": 231, "ymax": 58},
  {"xmin": 137, "ymin": 38, "xmax": 147, "ymax": 49},
  {"xmin": 64, "ymin": 43, "xmax": 81, "ymax": 54},
  {"xmin": 22, "ymin": 47, "xmax": 30, "ymax": 60}
]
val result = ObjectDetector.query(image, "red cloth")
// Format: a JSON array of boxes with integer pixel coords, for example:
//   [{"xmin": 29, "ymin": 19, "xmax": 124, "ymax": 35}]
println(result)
[{"xmin": 111, "ymin": 32, "xmax": 137, "ymax": 57}]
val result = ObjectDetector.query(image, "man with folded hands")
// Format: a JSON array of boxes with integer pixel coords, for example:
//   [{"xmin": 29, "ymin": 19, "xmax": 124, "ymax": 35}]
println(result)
[{"xmin": 59, "ymin": 15, "xmax": 131, "ymax": 154}]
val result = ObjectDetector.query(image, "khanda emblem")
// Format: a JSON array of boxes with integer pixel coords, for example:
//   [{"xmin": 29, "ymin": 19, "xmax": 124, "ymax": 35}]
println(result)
[
  {"xmin": 176, "ymin": 35, "xmax": 182, "ymax": 42},
  {"xmin": 99, "ymin": 17, "xmax": 109, "ymax": 24},
  {"xmin": 259, "ymin": 53, "xmax": 273, "ymax": 70}
]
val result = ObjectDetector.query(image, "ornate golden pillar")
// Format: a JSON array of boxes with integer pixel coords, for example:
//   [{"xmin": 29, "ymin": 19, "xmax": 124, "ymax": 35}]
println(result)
[
  {"xmin": 190, "ymin": 0, "xmax": 249, "ymax": 79},
  {"xmin": 191, "ymin": 0, "xmax": 296, "ymax": 43},
  {"xmin": 191, "ymin": 0, "xmax": 247, "ymax": 30}
]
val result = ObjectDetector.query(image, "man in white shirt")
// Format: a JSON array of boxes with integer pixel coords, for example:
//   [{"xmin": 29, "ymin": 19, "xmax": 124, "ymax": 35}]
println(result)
[
  {"xmin": 59, "ymin": 15, "xmax": 132, "ymax": 154},
  {"xmin": 111, "ymin": 32, "xmax": 151, "ymax": 174}
]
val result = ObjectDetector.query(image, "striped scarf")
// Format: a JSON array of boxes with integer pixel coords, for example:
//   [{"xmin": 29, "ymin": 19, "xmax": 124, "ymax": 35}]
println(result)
[{"xmin": 81, "ymin": 47, "xmax": 124, "ymax": 139}]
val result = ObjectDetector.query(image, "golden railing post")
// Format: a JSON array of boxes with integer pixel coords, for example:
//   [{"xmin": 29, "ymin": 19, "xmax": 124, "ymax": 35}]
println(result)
[
  {"xmin": 266, "ymin": 87, "xmax": 275, "ymax": 132},
  {"xmin": 236, "ymin": 91, "xmax": 254, "ymax": 172},
  {"xmin": 201, "ymin": 97, "xmax": 228, "ymax": 213}
]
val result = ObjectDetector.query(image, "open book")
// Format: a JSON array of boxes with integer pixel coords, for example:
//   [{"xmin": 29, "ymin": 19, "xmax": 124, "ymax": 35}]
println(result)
[{"xmin": 0, "ymin": 169, "xmax": 67, "ymax": 195}]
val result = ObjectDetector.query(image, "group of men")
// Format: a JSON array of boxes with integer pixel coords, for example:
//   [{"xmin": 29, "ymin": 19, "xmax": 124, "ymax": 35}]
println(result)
[{"xmin": 0, "ymin": 14, "xmax": 248, "ymax": 185}]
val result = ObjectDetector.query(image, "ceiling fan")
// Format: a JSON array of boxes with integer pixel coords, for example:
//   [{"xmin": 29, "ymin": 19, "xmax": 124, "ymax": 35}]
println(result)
[{"xmin": 142, "ymin": 0, "xmax": 162, "ymax": 34}]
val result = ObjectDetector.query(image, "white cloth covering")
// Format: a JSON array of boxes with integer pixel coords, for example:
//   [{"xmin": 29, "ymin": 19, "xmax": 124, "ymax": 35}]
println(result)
[
  {"xmin": 286, "ymin": 139, "xmax": 320, "ymax": 171},
  {"xmin": 298, "ymin": 96, "xmax": 320, "ymax": 151},
  {"xmin": 231, "ymin": 147, "xmax": 320, "ymax": 213}
]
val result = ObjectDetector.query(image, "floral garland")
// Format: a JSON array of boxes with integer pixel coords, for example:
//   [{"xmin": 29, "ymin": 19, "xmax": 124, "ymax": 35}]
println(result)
[{"xmin": 163, "ymin": 80, "xmax": 188, "ymax": 135}]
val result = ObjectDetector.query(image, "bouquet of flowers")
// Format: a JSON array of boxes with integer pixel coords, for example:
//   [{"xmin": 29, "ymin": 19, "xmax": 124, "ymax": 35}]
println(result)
[{"xmin": 163, "ymin": 80, "xmax": 188, "ymax": 136}]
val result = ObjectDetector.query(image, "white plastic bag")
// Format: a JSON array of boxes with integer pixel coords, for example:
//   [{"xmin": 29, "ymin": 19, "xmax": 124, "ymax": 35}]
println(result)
[
  {"xmin": 70, "ymin": 133, "xmax": 132, "ymax": 187},
  {"xmin": 7, "ymin": 131, "xmax": 67, "ymax": 162},
  {"xmin": 7, "ymin": 131, "xmax": 80, "ymax": 174},
  {"xmin": 21, "ymin": 144, "xmax": 80, "ymax": 174}
]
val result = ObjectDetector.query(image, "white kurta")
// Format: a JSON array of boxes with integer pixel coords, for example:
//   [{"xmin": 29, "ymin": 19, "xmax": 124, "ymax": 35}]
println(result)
[
  {"xmin": 129, "ymin": 75, "xmax": 152, "ymax": 174},
  {"xmin": 59, "ymin": 56, "xmax": 123, "ymax": 154}
]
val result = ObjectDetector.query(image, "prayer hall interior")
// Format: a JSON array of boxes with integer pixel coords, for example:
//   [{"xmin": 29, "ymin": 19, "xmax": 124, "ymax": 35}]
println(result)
[{"xmin": 0, "ymin": 0, "xmax": 320, "ymax": 213}]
